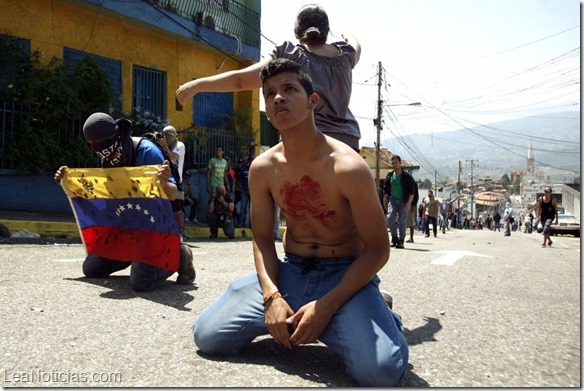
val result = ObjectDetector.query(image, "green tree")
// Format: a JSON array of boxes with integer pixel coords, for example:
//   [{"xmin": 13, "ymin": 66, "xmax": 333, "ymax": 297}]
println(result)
[
  {"xmin": 0, "ymin": 36, "xmax": 114, "ymax": 173},
  {"xmin": 421, "ymin": 178, "xmax": 432, "ymax": 189},
  {"xmin": 500, "ymin": 174, "xmax": 511, "ymax": 188},
  {"xmin": 72, "ymin": 56, "xmax": 114, "ymax": 117},
  {"xmin": 513, "ymin": 178, "xmax": 521, "ymax": 195}
]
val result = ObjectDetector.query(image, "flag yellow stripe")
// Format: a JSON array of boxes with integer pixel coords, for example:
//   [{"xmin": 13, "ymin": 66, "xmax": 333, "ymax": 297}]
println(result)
[{"xmin": 60, "ymin": 166, "xmax": 168, "ymax": 200}]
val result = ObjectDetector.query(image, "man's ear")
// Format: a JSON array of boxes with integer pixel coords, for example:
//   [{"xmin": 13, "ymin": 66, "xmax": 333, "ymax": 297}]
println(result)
[{"xmin": 309, "ymin": 92, "xmax": 319, "ymax": 109}]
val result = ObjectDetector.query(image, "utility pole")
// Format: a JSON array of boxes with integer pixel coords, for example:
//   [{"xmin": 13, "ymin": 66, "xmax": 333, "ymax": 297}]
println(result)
[
  {"xmin": 434, "ymin": 171, "xmax": 437, "ymax": 195},
  {"xmin": 374, "ymin": 61, "xmax": 383, "ymax": 197},
  {"xmin": 466, "ymin": 159, "xmax": 478, "ymax": 218},
  {"xmin": 457, "ymin": 161, "xmax": 461, "ymax": 226}
]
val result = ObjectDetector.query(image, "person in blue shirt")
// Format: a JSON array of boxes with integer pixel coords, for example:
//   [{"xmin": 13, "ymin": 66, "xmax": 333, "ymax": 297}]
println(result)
[{"xmin": 54, "ymin": 112, "xmax": 195, "ymax": 291}]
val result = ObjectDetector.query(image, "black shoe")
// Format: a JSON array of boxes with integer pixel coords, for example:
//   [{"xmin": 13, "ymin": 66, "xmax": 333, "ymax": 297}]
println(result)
[
  {"xmin": 209, "ymin": 234, "xmax": 218, "ymax": 239},
  {"xmin": 176, "ymin": 245, "xmax": 195, "ymax": 285},
  {"xmin": 391, "ymin": 236, "xmax": 399, "ymax": 247},
  {"xmin": 395, "ymin": 241, "xmax": 404, "ymax": 249}
]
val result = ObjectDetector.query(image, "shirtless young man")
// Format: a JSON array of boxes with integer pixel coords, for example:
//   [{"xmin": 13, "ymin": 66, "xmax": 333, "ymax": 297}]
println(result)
[{"xmin": 192, "ymin": 59, "xmax": 408, "ymax": 386}]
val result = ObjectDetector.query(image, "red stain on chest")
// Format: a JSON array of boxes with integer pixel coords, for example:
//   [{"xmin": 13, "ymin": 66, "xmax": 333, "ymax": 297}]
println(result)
[{"xmin": 280, "ymin": 176, "xmax": 336, "ymax": 225}]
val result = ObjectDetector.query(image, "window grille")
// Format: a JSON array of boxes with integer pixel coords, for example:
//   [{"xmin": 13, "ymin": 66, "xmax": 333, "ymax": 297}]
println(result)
[
  {"xmin": 132, "ymin": 65, "xmax": 166, "ymax": 117},
  {"xmin": 193, "ymin": 92, "xmax": 233, "ymax": 128}
]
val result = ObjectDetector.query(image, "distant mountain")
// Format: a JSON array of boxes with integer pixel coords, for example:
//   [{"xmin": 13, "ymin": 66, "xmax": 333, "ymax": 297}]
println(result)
[{"xmin": 384, "ymin": 111, "xmax": 580, "ymax": 182}]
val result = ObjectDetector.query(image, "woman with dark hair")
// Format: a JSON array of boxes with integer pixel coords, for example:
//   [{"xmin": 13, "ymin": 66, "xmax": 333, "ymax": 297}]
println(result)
[{"xmin": 176, "ymin": 4, "xmax": 362, "ymax": 150}]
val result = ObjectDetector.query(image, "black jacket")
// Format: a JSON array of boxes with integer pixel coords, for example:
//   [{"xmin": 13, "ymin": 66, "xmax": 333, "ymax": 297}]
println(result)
[{"xmin": 384, "ymin": 170, "xmax": 417, "ymax": 203}]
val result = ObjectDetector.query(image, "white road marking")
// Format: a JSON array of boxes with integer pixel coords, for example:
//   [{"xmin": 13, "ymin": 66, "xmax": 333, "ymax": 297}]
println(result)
[
  {"xmin": 559, "ymin": 243, "xmax": 570, "ymax": 248},
  {"xmin": 431, "ymin": 250, "xmax": 493, "ymax": 266}
]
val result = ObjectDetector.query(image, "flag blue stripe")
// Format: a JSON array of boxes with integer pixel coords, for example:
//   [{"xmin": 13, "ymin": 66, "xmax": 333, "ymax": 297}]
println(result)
[{"xmin": 71, "ymin": 197, "xmax": 179, "ymax": 235}]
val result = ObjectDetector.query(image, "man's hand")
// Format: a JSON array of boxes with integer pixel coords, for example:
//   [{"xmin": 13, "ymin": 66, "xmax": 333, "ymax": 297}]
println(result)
[
  {"xmin": 286, "ymin": 301, "xmax": 333, "ymax": 347},
  {"xmin": 54, "ymin": 166, "xmax": 68, "ymax": 183},
  {"xmin": 264, "ymin": 297, "xmax": 295, "ymax": 349},
  {"xmin": 157, "ymin": 160, "xmax": 172, "ymax": 185},
  {"xmin": 176, "ymin": 81, "xmax": 198, "ymax": 106}
]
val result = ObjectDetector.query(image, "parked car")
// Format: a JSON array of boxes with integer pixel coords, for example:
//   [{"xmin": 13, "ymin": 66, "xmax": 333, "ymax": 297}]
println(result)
[{"xmin": 549, "ymin": 214, "xmax": 580, "ymax": 237}]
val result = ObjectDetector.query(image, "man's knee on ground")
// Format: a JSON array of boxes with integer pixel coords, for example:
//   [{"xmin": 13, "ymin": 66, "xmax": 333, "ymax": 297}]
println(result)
[
  {"xmin": 350, "ymin": 350, "xmax": 407, "ymax": 387},
  {"xmin": 129, "ymin": 274, "xmax": 157, "ymax": 292},
  {"xmin": 82, "ymin": 254, "xmax": 111, "ymax": 278},
  {"xmin": 192, "ymin": 319, "xmax": 231, "ymax": 355}
]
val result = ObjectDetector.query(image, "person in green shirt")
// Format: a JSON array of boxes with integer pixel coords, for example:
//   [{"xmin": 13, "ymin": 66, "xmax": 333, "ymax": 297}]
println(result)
[
  {"xmin": 207, "ymin": 145, "xmax": 230, "ymax": 196},
  {"xmin": 382, "ymin": 156, "xmax": 416, "ymax": 249}
]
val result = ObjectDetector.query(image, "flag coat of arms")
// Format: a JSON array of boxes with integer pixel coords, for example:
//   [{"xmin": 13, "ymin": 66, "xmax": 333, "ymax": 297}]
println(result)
[{"xmin": 61, "ymin": 166, "xmax": 180, "ymax": 271}]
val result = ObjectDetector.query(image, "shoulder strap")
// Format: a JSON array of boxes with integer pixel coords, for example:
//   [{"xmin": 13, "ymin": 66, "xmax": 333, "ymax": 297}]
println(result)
[
  {"xmin": 133, "ymin": 136, "xmax": 182, "ymax": 190},
  {"xmin": 131, "ymin": 137, "xmax": 142, "ymax": 166}
]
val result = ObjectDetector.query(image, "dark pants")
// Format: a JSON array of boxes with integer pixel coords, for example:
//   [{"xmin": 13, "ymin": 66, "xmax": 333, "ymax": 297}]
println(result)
[
  {"xmin": 208, "ymin": 213, "xmax": 235, "ymax": 239},
  {"xmin": 424, "ymin": 216, "xmax": 438, "ymax": 237},
  {"xmin": 82, "ymin": 244, "xmax": 189, "ymax": 291}
]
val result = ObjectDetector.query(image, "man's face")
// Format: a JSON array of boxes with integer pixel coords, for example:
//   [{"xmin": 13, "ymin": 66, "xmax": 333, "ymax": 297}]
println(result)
[
  {"xmin": 216, "ymin": 147, "xmax": 223, "ymax": 158},
  {"xmin": 428, "ymin": 191, "xmax": 434, "ymax": 198},
  {"xmin": 88, "ymin": 136, "xmax": 122, "ymax": 166},
  {"xmin": 391, "ymin": 158, "xmax": 401, "ymax": 170},
  {"xmin": 262, "ymin": 72, "xmax": 314, "ymax": 131}
]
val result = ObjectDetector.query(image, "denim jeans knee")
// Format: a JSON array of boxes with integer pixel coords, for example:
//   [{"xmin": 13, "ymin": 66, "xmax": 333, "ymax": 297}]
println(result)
[
  {"xmin": 193, "ymin": 274, "xmax": 265, "ymax": 354},
  {"xmin": 82, "ymin": 254, "xmax": 129, "ymax": 278},
  {"xmin": 129, "ymin": 262, "xmax": 174, "ymax": 291}
]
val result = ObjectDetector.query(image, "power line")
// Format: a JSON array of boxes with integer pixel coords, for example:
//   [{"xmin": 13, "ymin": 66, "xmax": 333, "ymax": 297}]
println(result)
[{"xmin": 461, "ymin": 25, "xmax": 579, "ymax": 63}]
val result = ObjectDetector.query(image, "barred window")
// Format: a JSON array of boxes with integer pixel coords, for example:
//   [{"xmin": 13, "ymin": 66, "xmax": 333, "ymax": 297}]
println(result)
[
  {"xmin": 63, "ymin": 48, "xmax": 122, "ymax": 110},
  {"xmin": 193, "ymin": 92, "xmax": 233, "ymax": 128},
  {"xmin": 133, "ymin": 65, "xmax": 166, "ymax": 117}
]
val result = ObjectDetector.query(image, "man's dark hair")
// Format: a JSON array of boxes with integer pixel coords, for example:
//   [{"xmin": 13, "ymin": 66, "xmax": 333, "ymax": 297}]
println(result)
[
  {"xmin": 391, "ymin": 155, "xmax": 402, "ymax": 162},
  {"xmin": 259, "ymin": 58, "xmax": 314, "ymax": 96},
  {"xmin": 216, "ymin": 145, "xmax": 224, "ymax": 150}
]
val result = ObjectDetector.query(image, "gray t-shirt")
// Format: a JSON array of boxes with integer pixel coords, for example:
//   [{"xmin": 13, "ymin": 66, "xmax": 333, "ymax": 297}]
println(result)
[{"xmin": 272, "ymin": 41, "xmax": 361, "ymax": 149}]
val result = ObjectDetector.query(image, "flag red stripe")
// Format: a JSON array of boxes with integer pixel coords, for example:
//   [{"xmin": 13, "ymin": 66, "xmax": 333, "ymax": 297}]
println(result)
[{"xmin": 81, "ymin": 226, "xmax": 180, "ymax": 271}]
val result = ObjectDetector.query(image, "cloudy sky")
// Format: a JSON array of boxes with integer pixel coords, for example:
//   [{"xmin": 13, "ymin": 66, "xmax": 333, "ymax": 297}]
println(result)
[{"xmin": 258, "ymin": 0, "xmax": 580, "ymax": 147}]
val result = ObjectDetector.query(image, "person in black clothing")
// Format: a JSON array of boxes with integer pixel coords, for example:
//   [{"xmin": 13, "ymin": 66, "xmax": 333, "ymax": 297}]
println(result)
[
  {"xmin": 382, "ymin": 156, "xmax": 417, "ymax": 248},
  {"xmin": 493, "ymin": 212, "xmax": 502, "ymax": 232},
  {"xmin": 406, "ymin": 179, "xmax": 419, "ymax": 243},
  {"xmin": 208, "ymin": 185, "xmax": 235, "ymax": 239},
  {"xmin": 537, "ymin": 187, "xmax": 558, "ymax": 247}
]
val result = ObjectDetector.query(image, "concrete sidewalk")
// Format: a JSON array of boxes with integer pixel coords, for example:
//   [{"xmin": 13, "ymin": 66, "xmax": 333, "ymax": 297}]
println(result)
[{"xmin": 0, "ymin": 223, "xmax": 580, "ymax": 387}]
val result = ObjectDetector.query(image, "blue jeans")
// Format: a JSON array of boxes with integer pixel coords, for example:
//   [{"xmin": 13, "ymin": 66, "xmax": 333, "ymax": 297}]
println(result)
[
  {"xmin": 82, "ymin": 244, "xmax": 189, "ymax": 291},
  {"xmin": 387, "ymin": 198, "xmax": 408, "ymax": 243},
  {"xmin": 193, "ymin": 254, "xmax": 409, "ymax": 386},
  {"xmin": 239, "ymin": 190, "xmax": 250, "ymax": 227}
]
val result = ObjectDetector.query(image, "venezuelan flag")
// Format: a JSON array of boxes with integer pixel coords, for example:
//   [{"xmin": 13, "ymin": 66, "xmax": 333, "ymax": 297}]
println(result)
[{"xmin": 61, "ymin": 166, "xmax": 180, "ymax": 271}]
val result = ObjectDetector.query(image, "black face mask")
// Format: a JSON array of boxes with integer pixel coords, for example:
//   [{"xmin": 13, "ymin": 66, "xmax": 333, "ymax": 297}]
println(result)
[{"xmin": 91, "ymin": 138, "xmax": 123, "ymax": 166}]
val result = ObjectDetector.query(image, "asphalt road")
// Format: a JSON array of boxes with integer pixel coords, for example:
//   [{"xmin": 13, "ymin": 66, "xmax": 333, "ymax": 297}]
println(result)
[{"xmin": 1, "ymin": 228, "xmax": 580, "ymax": 387}]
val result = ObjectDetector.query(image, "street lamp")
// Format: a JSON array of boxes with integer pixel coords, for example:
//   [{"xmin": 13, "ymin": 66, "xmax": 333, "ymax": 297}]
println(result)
[{"xmin": 374, "ymin": 101, "xmax": 422, "ymax": 195}]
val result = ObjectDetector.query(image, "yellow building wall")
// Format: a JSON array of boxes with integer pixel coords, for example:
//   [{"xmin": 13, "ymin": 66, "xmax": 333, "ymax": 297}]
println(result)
[{"xmin": 1, "ymin": 0, "xmax": 260, "ymax": 149}]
